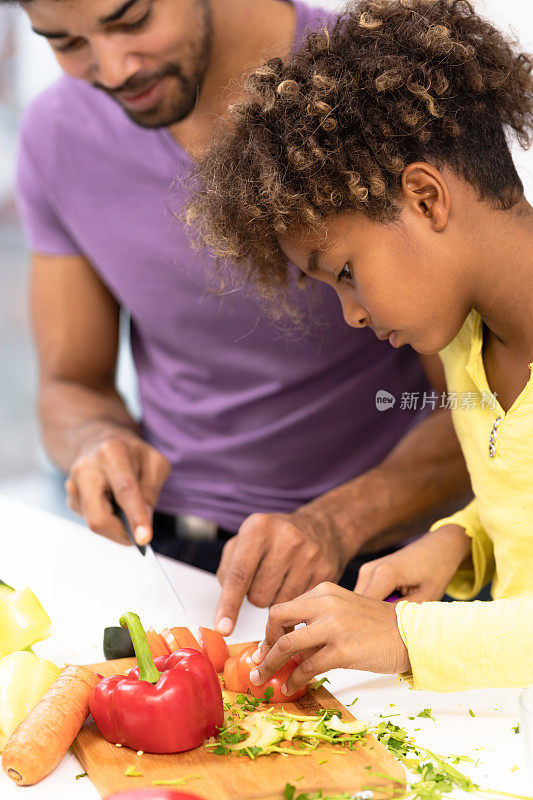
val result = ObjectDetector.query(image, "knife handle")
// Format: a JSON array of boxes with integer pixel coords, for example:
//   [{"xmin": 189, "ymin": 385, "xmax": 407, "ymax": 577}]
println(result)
[{"xmin": 111, "ymin": 498, "xmax": 147, "ymax": 555}]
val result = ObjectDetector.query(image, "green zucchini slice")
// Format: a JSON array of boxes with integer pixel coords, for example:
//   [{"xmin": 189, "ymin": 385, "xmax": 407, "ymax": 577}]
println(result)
[{"xmin": 103, "ymin": 626, "xmax": 135, "ymax": 660}]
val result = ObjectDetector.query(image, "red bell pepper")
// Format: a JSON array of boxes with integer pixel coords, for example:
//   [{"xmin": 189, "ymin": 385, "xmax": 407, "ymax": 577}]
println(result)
[{"xmin": 89, "ymin": 612, "xmax": 223, "ymax": 754}]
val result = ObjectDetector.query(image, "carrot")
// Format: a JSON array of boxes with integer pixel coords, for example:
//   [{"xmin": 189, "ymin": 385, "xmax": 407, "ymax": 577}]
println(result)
[{"xmin": 2, "ymin": 665, "xmax": 100, "ymax": 786}]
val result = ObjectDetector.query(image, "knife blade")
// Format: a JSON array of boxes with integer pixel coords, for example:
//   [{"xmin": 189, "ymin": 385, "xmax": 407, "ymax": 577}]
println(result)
[
  {"xmin": 112, "ymin": 500, "xmax": 186, "ymax": 614},
  {"xmin": 142, "ymin": 540, "xmax": 187, "ymax": 614}
]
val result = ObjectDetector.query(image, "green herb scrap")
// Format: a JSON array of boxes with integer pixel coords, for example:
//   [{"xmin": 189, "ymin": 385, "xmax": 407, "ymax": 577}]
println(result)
[
  {"xmin": 152, "ymin": 775, "xmax": 202, "ymax": 787},
  {"xmin": 124, "ymin": 766, "xmax": 143, "ymax": 777},
  {"xmin": 416, "ymin": 708, "xmax": 435, "ymax": 721},
  {"xmin": 283, "ymin": 784, "xmax": 355, "ymax": 800},
  {"xmin": 347, "ymin": 697, "xmax": 359, "ymax": 707},
  {"xmin": 235, "ymin": 692, "xmax": 260, "ymax": 713},
  {"xmin": 310, "ymin": 677, "xmax": 331, "ymax": 691}
]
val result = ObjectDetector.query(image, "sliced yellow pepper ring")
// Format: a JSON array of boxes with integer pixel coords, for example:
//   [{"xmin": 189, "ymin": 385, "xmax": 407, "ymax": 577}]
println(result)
[{"xmin": 0, "ymin": 651, "xmax": 60, "ymax": 749}]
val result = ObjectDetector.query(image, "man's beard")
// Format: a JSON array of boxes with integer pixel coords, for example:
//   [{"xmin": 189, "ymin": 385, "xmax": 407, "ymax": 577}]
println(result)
[{"xmin": 93, "ymin": 0, "xmax": 213, "ymax": 129}]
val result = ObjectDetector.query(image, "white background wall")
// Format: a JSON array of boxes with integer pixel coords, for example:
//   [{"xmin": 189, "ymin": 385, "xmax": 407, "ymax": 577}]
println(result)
[{"xmin": 10, "ymin": 0, "xmax": 533, "ymax": 105}]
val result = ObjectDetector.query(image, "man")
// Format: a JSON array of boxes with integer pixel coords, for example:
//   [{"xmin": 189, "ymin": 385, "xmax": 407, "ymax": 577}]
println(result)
[{"xmin": 11, "ymin": 0, "xmax": 468, "ymax": 635}]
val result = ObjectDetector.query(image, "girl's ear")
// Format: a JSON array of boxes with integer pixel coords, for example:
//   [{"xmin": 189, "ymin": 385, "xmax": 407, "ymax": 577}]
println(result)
[{"xmin": 401, "ymin": 163, "xmax": 450, "ymax": 232}]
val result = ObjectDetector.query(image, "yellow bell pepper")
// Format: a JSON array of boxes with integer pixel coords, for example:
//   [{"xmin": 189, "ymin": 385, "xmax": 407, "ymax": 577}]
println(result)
[
  {"xmin": 0, "ymin": 583, "xmax": 52, "ymax": 657},
  {"xmin": 0, "ymin": 651, "xmax": 60, "ymax": 750}
]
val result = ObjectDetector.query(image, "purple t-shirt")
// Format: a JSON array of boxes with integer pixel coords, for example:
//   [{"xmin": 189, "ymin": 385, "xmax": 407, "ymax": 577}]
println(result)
[{"xmin": 16, "ymin": 1, "xmax": 431, "ymax": 532}]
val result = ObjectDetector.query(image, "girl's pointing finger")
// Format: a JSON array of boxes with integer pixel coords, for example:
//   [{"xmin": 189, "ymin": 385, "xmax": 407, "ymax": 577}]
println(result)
[{"xmin": 249, "ymin": 623, "xmax": 325, "ymax": 685}]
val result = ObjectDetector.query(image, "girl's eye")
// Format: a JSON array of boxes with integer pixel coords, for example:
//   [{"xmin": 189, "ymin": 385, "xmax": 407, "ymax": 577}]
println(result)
[{"xmin": 337, "ymin": 263, "xmax": 353, "ymax": 283}]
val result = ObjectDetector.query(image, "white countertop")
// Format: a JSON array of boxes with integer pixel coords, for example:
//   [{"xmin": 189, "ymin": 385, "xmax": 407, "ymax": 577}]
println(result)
[{"xmin": 0, "ymin": 493, "xmax": 530, "ymax": 799}]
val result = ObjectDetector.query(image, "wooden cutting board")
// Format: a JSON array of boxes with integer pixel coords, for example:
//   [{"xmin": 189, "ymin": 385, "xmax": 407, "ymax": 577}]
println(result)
[{"xmin": 73, "ymin": 647, "xmax": 405, "ymax": 799}]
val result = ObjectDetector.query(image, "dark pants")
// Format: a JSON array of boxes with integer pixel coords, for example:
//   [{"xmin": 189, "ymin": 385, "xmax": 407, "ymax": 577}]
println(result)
[
  {"xmin": 151, "ymin": 510, "xmax": 401, "ymax": 589},
  {"xmin": 152, "ymin": 511, "xmax": 233, "ymax": 575}
]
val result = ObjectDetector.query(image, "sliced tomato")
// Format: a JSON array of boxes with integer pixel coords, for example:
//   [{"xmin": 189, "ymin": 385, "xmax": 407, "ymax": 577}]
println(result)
[
  {"xmin": 233, "ymin": 644, "xmax": 308, "ymax": 703},
  {"xmin": 145, "ymin": 628, "xmax": 171, "ymax": 659},
  {"xmin": 198, "ymin": 627, "xmax": 229, "ymax": 673},
  {"xmin": 160, "ymin": 626, "xmax": 201, "ymax": 653},
  {"xmin": 160, "ymin": 627, "xmax": 181, "ymax": 652},
  {"xmin": 229, "ymin": 641, "xmax": 258, "ymax": 657},
  {"xmin": 236, "ymin": 644, "xmax": 257, "ymax": 687},
  {"xmin": 247, "ymin": 657, "xmax": 308, "ymax": 703},
  {"xmin": 222, "ymin": 655, "xmax": 242, "ymax": 692}
]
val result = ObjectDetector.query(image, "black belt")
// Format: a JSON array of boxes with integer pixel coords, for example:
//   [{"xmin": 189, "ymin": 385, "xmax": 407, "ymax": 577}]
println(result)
[{"xmin": 151, "ymin": 511, "xmax": 234, "ymax": 574}]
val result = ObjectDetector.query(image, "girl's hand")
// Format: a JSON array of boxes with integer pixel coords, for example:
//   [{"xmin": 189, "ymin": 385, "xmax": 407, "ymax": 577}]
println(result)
[
  {"xmin": 354, "ymin": 524, "xmax": 472, "ymax": 602},
  {"xmin": 249, "ymin": 582, "xmax": 410, "ymax": 695}
]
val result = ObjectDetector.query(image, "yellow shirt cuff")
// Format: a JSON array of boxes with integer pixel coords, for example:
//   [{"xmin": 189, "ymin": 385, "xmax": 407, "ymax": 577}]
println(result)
[{"xmin": 430, "ymin": 501, "xmax": 495, "ymax": 599}]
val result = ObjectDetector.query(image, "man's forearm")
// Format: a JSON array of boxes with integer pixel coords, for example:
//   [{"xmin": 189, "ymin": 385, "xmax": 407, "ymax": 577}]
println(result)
[
  {"xmin": 293, "ymin": 409, "xmax": 471, "ymax": 557},
  {"xmin": 39, "ymin": 377, "xmax": 140, "ymax": 473}
]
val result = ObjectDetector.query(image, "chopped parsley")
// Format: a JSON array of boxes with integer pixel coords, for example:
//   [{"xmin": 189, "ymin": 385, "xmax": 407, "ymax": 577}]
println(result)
[{"xmin": 234, "ymin": 686, "xmax": 275, "ymax": 712}]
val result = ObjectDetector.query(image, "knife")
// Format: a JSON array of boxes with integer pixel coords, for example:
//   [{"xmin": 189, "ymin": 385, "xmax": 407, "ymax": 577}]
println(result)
[{"xmin": 112, "ymin": 500, "xmax": 186, "ymax": 614}]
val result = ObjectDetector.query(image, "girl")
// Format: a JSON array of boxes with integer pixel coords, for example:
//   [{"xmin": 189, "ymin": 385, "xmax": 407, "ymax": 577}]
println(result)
[{"xmin": 188, "ymin": 0, "xmax": 533, "ymax": 692}]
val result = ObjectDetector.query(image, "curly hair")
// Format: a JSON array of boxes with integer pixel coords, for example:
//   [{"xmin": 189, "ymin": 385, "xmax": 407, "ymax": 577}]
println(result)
[{"xmin": 187, "ymin": 0, "xmax": 533, "ymax": 303}]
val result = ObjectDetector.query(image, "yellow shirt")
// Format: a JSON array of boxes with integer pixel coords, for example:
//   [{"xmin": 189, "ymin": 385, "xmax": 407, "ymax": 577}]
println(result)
[{"xmin": 396, "ymin": 310, "xmax": 533, "ymax": 691}]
